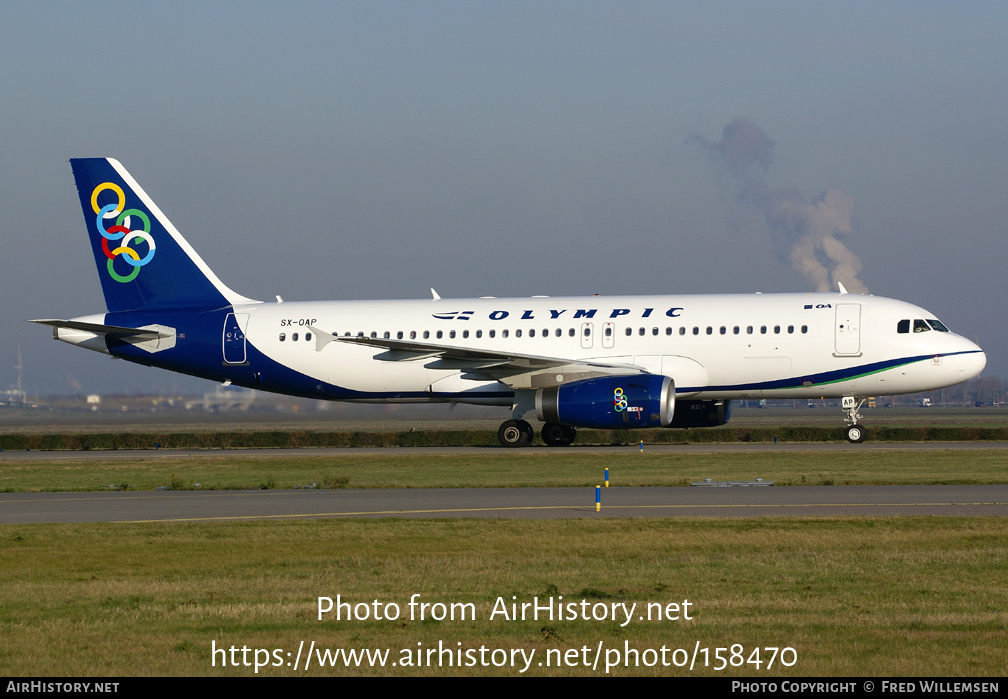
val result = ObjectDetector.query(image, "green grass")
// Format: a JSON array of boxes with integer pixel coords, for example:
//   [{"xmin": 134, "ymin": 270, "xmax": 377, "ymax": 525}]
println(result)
[
  {"xmin": 1, "ymin": 517, "xmax": 1005, "ymax": 676},
  {"xmin": 2, "ymin": 450, "xmax": 1007, "ymax": 492},
  {"xmin": 2, "ymin": 422, "xmax": 1007, "ymax": 451}
]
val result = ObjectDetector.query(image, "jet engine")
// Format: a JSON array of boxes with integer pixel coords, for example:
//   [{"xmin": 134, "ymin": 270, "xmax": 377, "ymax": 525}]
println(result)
[{"xmin": 535, "ymin": 374, "xmax": 675, "ymax": 429}]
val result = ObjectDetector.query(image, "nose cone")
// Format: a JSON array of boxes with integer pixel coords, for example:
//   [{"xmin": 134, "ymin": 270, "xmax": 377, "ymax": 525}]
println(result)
[
  {"xmin": 966, "ymin": 348, "xmax": 987, "ymax": 378},
  {"xmin": 957, "ymin": 339, "xmax": 986, "ymax": 380}
]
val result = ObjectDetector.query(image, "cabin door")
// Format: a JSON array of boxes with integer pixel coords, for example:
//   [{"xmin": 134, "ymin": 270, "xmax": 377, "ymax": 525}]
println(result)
[
  {"xmin": 834, "ymin": 304, "xmax": 861, "ymax": 356},
  {"xmin": 223, "ymin": 313, "xmax": 249, "ymax": 364}
]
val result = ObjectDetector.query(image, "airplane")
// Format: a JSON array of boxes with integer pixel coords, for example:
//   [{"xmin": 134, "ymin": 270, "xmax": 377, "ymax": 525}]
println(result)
[{"xmin": 33, "ymin": 158, "xmax": 986, "ymax": 447}]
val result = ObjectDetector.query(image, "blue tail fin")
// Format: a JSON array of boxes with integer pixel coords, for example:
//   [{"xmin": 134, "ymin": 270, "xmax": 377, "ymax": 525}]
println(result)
[{"xmin": 70, "ymin": 158, "xmax": 258, "ymax": 312}]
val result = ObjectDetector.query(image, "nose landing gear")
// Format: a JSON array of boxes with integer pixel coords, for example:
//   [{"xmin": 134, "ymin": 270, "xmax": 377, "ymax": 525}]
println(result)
[{"xmin": 842, "ymin": 396, "xmax": 867, "ymax": 443}]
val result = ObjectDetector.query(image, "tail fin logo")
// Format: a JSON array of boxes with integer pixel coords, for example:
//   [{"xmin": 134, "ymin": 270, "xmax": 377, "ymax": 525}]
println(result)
[{"xmin": 91, "ymin": 182, "xmax": 157, "ymax": 283}]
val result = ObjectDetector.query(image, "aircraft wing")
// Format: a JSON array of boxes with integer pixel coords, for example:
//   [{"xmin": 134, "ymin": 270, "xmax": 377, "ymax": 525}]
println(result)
[{"xmin": 322, "ymin": 332, "xmax": 645, "ymax": 389}]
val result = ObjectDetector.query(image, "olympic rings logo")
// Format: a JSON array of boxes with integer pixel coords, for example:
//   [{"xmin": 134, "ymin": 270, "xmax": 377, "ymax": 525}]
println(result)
[
  {"xmin": 90, "ymin": 182, "xmax": 156, "ymax": 283},
  {"xmin": 613, "ymin": 387, "xmax": 628, "ymax": 412}
]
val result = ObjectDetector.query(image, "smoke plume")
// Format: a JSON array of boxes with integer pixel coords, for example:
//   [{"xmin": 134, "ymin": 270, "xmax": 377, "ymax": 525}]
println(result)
[{"xmin": 692, "ymin": 118, "xmax": 868, "ymax": 293}]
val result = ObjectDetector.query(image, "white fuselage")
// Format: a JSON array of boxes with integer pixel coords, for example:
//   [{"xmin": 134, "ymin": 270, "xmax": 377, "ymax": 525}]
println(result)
[{"xmin": 231, "ymin": 292, "xmax": 985, "ymax": 405}]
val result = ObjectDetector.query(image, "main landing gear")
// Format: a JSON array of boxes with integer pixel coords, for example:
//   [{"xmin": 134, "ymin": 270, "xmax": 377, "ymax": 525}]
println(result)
[
  {"xmin": 497, "ymin": 419, "xmax": 534, "ymax": 447},
  {"xmin": 540, "ymin": 422, "xmax": 576, "ymax": 447},
  {"xmin": 842, "ymin": 396, "xmax": 867, "ymax": 443},
  {"xmin": 496, "ymin": 420, "xmax": 577, "ymax": 447}
]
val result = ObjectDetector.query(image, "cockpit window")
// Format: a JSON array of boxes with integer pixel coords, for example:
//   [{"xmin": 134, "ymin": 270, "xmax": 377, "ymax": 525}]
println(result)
[
  {"xmin": 927, "ymin": 319, "xmax": 949, "ymax": 332},
  {"xmin": 913, "ymin": 319, "xmax": 930, "ymax": 333},
  {"xmin": 897, "ymin": 319, "xmax": 910, "ymax": 334}
]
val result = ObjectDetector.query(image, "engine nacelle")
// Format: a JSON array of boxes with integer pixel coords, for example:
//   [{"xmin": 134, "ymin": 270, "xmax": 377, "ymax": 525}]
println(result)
[
  {"xmin": 536, "ymin": 374, "xmax": 675, "ymax": 429},
  {"xmin": 667, "ymin": 399, "xmax": 732, "ymax": 428}
]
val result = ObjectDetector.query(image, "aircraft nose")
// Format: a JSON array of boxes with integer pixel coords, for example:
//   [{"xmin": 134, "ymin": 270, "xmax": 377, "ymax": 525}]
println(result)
[
  {"xmin": 970, "ymin": 349, "xmax": 987, "ymax": 376},
  {"xmin": 958, "ymin": 342, "xmax": 986, "ymax": 380}
]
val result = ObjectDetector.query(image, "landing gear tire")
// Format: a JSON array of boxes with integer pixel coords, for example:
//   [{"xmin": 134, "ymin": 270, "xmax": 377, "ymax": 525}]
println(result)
[
  {"xmin": 845, "ymin": 424, "xmax": 866, "ymax": 443},
  {"xmin": 498, "ymin": 419, "xmax": 534, "ymax": 447},
  {"xmin": 541, "ymin": 422, "xmax": 576, "ymax": 447}
]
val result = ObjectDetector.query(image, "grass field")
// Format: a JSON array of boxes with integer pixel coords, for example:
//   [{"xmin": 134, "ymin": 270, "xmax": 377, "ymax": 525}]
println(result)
[
  {"xmin": 1, "ymin": 449, "xmax": 1007, "ymax": 492},
  {"xmin": 1, "ymin": 517, "xmax": 1006, "ymax": 676}
]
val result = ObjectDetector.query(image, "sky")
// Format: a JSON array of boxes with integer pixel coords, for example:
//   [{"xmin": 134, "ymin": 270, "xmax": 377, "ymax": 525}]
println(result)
[{"xmin": 1, "ymin": 1, "xmax": 1006, "ymax": 396}]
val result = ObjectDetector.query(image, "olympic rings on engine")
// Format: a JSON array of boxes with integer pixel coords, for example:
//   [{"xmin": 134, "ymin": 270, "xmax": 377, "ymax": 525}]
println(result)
[
  {"xmin": 91, "ymin": 183, "xmax": 156, "ymax": 283},
  {"xmin": 613, "ymin": 387, "xmax": 628, "ymax": 412}
]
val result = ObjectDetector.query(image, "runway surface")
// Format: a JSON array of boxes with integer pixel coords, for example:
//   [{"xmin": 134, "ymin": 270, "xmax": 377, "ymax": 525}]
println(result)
[
  {"xmin": 2, "ymin": 442, "xmax": 1006, "ymax": 523},
  {"xmin": 3, "ymin": 484, "xmax": 1007, "ymax": 523}
]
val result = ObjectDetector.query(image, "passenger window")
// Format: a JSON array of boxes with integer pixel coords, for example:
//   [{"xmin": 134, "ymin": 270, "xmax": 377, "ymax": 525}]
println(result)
[
  {"xmin": 719, "ymin": 326, "xmax": 726, "ymax": 335},
  {"xmin": 516, "ymin": 329, "xmax": 522, "ymax": 338},
  {"xmin": 279, "ymin": 333, "xmax": 286, "ymax": 342},
  {"xmin": 383, "ymin": 331, "xmax": 390, "ymax": 339},
  {"xmin": 747, "ymin": 326, "xmax": 754, "ymax": 334},
  {"xmin": 423, "ymin": 330, "xmax": 430, "ymax": 339},
  {"xmin": 397, "ymin": 331, "xmax": 403, "ymax": 339},
  {"xmin": 733, "ymin": 326, "xmax": 740, "ymax": 334},
  {"xmin": 625, "ymin": 327, "xmax": 632, "ymax": 336},
  {"xmin": 706, "ymin": 327, "xmax": 712, "ymax": 335},
  {"xmin": 666, "ymin": 327, "xmax": 672, "ymax": 336},
  {"xmin": 693, "ymin": 327, "xmax": 699, "ymax": 335},
  {"xmin": 489, "ymin": 329, "xmax": 496, "ymax": 338},
  {"xmin": 476, "ymin": 330, "xmax": 482, "ymax": 338},
  {"xmin": 292, "ymin": 332, "xmax": 299, "ymax": 341},
  {"xmin": 679, "ymin": 327, "xmax": 686, "ymax": 336},
  {"xmin": 652, "ymin": 327, "xmax": 659, "ymax": 336},
  {"xmin": 503, "ymin": 330, "xmax": 509, "ymax": 338},
  {"xmin": 436, "ymin": 330, "xmax": 443, "ymax": 339},
  {"xmin": 306, "ymin": 332, "xmax": 312, "ymax": 341},
  {"xmin": 787, "ymin": 325, "xmax": 794, "ymax": 334},
  {"xmin": 410, "ymin": 330, "xmax": 416, "ymax": 339},
  {"xmin": 760, "ymin": 326, "xmax": 767, "ymax": 334},
  {"xmin": 529, "ymin": 329, "xmax": 535, "ymax": 338},
  {"xmin": 774, "ymin": 326, "xmax": 780, "ymax": 334},
  {"xmin": 449, "ymin": 330, "xmax": 456, "ymax": 339}
]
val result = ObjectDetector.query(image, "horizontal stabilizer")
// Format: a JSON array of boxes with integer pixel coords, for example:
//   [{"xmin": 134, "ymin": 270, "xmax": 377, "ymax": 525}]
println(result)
[
  {"xmin": 31, "ymin": 318, "xmax": 176, "ymax": 354},
  {"xmin": 30, "ymin": 319, "xmax": 164, "ymax": 339}
]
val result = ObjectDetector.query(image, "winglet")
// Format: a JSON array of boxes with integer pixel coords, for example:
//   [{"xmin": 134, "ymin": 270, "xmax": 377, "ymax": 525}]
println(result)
[
  {"xmin": 837, "ymin": 282, "xmax": 848, "ymax": 295},
  {"xmin": 431, "ymin": 288, "xmax": 441, "ymax": 301}
]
